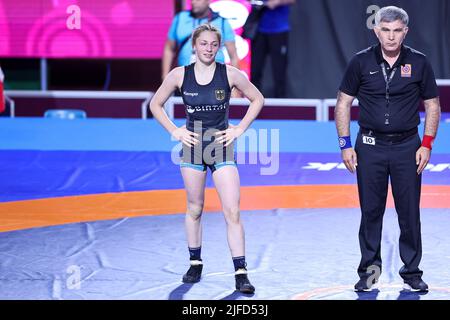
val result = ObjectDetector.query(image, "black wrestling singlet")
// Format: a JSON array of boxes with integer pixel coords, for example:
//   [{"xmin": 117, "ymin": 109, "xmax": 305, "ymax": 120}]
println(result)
[
  {"xmin": 180, "ymin": 63, "xmax": 234, "ymax": 167},
  {"xmin": 181, "ymin": 62, "xmax": 231, "ymax": 132}
]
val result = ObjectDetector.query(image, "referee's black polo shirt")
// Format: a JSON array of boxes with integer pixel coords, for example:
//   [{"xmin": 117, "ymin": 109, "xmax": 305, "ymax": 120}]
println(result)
[{"xmin": 339, "ymin": 44, "xmax": 439, "ymax": 133}]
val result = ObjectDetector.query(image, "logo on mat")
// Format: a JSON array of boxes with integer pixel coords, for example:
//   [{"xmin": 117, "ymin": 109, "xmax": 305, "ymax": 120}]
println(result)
[
  {"xmin": 215, "ymin": 89, "xmax": 225, "ymax": 101},
  {"xmin": 401, "ymin": 64, "xmax": 412, "ymax": 77}
]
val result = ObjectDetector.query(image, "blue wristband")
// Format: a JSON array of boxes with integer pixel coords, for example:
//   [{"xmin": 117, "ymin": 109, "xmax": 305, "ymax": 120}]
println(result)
[{"xmin": 338, "ymin": 136, "xmax": 352, "ymax": 150}]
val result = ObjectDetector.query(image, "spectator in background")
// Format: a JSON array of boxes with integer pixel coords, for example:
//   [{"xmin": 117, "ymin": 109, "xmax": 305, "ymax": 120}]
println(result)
[
  {"xmin": 161, "ymin": 0, "xmax": 240, "ymax": 81},
  {"xmin": 250, "ymin": 0, "xmax": 295, "ymax": 98}
]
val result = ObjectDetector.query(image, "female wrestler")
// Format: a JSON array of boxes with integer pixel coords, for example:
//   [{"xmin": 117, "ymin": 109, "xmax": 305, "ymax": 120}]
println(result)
[{"xmin": 150, "ymin": 23, "xmax": 264, "ymax": 293}]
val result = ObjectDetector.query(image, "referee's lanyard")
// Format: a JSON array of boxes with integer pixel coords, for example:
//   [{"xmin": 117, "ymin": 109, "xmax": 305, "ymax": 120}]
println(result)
[{"xmin": 380, "ymin": 63, "xmax": 397, "ymax": 125}]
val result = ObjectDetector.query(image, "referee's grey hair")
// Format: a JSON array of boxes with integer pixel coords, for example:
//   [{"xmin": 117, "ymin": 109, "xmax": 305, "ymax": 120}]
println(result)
[{"xmin": 375, "ymin": 6, "xmax": 409, "ymax": 26}]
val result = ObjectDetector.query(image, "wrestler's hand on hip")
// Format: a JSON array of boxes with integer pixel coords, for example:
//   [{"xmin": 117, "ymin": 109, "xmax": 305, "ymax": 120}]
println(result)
[
  {"xmin": 215, "ymin": 124, "xmax": 244, "ymax": 147},
  {"xmin": 171, "ymin": 125, "xmax": 199, "ymax": 147}
]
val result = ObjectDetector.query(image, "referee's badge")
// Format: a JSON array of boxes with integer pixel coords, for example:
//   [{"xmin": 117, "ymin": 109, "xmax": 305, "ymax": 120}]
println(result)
[
  {"xmin": 215, "ymin": 89, "xmax": 225, "ymax": 101},
  {"xmin": 401, "ymin": 64, "xmax": 412, "ymax": 77},
  {"xmin": 362, "ymin": 135, "xmax": 376, "ymax": 145}
]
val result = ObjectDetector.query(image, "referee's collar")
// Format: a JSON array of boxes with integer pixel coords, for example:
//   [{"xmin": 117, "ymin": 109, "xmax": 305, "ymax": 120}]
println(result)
[{"xmin": 374, "ymin": 43, "xmax": 408, "ymax": 67}]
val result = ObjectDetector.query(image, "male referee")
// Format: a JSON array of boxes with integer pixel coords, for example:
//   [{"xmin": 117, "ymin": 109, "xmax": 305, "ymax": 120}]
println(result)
[{"xmin": 335, "ymin": 6, "xmax": 441, "ymax": 292}]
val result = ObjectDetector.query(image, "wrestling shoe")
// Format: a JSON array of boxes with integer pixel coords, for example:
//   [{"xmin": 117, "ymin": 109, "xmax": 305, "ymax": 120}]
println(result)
[
  {"xmin": 182, "ymin": 260, "xmax": 203, "ymax": 283},
  {"xmin": 235, "ymin": 268, "xmax": 255, "ymax": 294}
]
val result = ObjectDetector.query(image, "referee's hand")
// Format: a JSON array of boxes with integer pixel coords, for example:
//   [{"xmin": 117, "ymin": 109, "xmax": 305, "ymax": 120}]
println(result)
[
  {"xmin": 341, "ymin": 148, "xmax": 358, "ymax": 173},
  {"xmin": 416, "ymin": 146, "xmax": 431, "ymax": 175}
]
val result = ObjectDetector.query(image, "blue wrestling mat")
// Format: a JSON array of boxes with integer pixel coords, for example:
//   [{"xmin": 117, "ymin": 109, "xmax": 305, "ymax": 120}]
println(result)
[{"xmin": 0, "ymin": 117, "xmax": 449, "ymax": 300}]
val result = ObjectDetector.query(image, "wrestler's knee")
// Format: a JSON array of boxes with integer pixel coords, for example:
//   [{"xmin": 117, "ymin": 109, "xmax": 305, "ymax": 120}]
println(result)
[
  {"xmin": 187, "ymin": 202, "xmax": 204, "ymax": 219},
  {"xmin": 223, "ymin": 206, "xmax": 240, "ymax": 225}
]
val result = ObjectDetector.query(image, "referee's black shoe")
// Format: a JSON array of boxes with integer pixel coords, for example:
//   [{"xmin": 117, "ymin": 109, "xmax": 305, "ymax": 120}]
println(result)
[
  {"xmin": 403, "ymin": 277, "xmax": 429, "ymax": 292},
  {"xmin": 354, "ymin": 277, "xmax": 379, "ymax": 292},
  {"xmin": 235, "ymin": 269, "xmax": 255, "ymax": 294},
  {"xmin": 182, "ymin": 260, "xmax": 203, "ymax": 283}
]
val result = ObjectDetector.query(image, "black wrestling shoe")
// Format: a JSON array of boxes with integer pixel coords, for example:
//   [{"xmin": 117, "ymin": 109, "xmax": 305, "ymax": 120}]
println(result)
[
  {"xmin": 354, "ymin": 277, "xmax": 379, "ymax": 292},
  {"xmin": 182, "ymin": 260, "xmax": 203, "ymax": 283},
  {"xmin": 403, "ymin": 277, "xmax": 429, "ymax": 292},
  {"xmin": 235, "ymin": 269, "xmax": 255, "ymax": 294}
]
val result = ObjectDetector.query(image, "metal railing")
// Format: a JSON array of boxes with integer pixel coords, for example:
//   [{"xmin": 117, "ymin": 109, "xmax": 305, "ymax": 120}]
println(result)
[
  {"xmin": 4, "ymin": 95, "xmax": 15, "ymax": 117},
  {"xmin": 437, "ymin": 79, "xmax": 450, "ymax": 86},
  {"xmin": 321, "ymin": 79, "xmax": 450, "ymax": 122},
  {"xmin": 3, "ymin": 78, "xmax": 449, "ymax": 120},
  {"xmin": 322, "ymin": 99, "xmax": 359, "ymax": 122},
  {"xmin": 4, "ymin": 90, "xmax": 153, "ymax": 119}
]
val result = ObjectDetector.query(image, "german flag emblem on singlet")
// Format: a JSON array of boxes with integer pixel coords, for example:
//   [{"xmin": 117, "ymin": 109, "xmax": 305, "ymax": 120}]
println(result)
[{"xmin": 215, "ymin": 89, "xmax": 225, "ymax": 101}]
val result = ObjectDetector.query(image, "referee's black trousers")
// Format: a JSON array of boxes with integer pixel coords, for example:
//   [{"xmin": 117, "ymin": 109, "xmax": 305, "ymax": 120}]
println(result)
[{"xmin": 355, "ymin": 131, "xmax": 423, "ymax": 281}]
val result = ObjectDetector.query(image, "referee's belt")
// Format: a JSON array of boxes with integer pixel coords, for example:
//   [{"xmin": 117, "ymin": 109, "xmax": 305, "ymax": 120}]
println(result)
[{"xmin": 359, "ymin": 127, "xmax": 418, "ymax": 142}]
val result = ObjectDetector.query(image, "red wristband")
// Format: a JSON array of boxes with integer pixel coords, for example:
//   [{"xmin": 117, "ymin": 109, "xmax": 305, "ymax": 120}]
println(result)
[{"xmin": 421, "ymin": 135, "xmax": 435, "ymax": 150}]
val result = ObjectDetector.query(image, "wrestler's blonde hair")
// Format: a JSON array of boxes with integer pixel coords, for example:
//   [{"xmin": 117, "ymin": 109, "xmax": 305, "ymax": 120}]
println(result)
[{"xmin": 191, "ymin": 23, "xmax": 222, "ymax": 47}]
